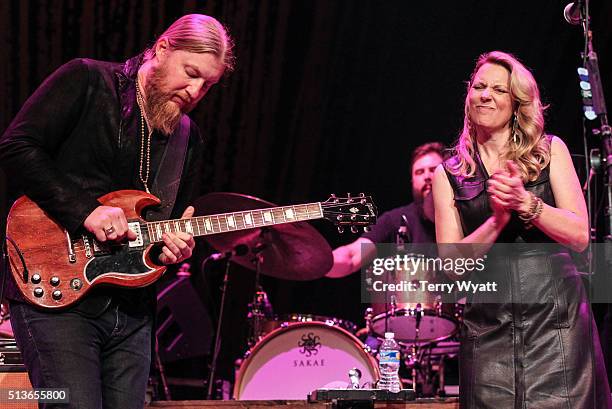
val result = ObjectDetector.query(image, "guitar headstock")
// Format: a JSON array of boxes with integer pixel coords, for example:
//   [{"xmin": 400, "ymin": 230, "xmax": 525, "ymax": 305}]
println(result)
[{"xmin": 321, "ymin": 193, "xmax": 378, "ymax": 233}]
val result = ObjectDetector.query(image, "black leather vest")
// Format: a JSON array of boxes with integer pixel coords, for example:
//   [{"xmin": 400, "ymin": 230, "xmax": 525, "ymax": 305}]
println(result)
[{"xmin": 443, "ymin": 141, "xmax": 555, "ymax": 244}]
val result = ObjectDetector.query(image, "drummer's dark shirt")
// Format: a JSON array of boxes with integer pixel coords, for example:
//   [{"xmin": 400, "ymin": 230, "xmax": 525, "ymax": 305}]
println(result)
[{"xmin": 361, "ymin": 202, "xmax": 435, "ymax": 244}]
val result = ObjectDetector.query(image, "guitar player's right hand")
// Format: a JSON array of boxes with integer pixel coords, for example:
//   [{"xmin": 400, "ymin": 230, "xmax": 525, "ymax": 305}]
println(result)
[{"xmin": 84, "ymin": 206, "xmax": 138, "ymax": 242}]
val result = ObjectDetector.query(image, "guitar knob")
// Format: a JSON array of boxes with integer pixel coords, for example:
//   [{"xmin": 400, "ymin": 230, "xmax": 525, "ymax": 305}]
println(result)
[
  {"xmin": 337, "ymin": 226, "xmax": 345, "ymax": 234},
  {"xmin": 33, "ymin": 288, "xmax": 44, "ymax": 298},
  {"xmin": 50, "ymin": 276, "xmax": 60, "ymax": 287},
  {"xmin": 363, "ymin": 226, "xmax": 371, "ymax": 232},
  {"xmin": 52, "ymin": 290, "xmax": 62, "ymax": 300},
  {"xmin": 351, "ymin": 226, "xmax": 358, "ymax": 234},
  {"xmin": 70, "ymin": 278, "xmax": 83, "ymax": 291},
  {"xmin": 31, "ymin": 274, "xmax": 41, "ymax": 284}
]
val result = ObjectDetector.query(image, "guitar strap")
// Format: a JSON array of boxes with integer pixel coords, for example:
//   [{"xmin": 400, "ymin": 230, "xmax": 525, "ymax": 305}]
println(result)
[{"xmin": 146, "ymin": 115, "xmax": 191, "ymax": 222}]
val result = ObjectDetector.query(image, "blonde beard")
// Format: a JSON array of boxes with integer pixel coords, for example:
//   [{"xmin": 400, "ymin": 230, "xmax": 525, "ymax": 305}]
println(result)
[
  {"xmin": 143, "ymin": 63, "xmax": 183, "ymax": 136},
  {"xmin": 147, "ymin": 100, "xmax": 181, "ymax": 136}
]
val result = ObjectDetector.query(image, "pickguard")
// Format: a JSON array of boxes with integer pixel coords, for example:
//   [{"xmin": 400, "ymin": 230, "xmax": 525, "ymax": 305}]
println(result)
[{"xmin": 84, "ymin": 245, "xmax": 151, "ymax": 283}]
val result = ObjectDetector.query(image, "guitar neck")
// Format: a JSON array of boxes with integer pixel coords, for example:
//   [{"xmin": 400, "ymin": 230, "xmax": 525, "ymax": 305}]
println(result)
[{"xmin": 144, "ymin": 202, "xmax": 324, "ymax": 243}]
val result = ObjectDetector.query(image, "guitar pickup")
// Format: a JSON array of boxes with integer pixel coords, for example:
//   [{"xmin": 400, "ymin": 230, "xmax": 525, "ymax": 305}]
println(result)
[{"xmin": 128, "ymin": 222, "xmax": 144, "ymax": 248}]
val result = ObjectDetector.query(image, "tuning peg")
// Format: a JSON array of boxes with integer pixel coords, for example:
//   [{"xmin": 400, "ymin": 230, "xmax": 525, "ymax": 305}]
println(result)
[
  {"xmin": 337, "ymin": 226, "xmax": 345, "ymax": 234},
  {"xmin": 351, "ymin": 226, "xmax": 358, "ymax": 233},
  {"xmin": 359, "ymin": 193, "xmax": 365, "ymax": 197},
  {"xmin": 363, "ymin": 226, "xmax": 371, "ymax": 232}
]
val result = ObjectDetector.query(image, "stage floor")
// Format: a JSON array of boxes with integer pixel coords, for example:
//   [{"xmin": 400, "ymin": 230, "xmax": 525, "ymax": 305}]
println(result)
[{"xmin": 146, "ymin": 399, "xmax": 459, "ymax": 408}]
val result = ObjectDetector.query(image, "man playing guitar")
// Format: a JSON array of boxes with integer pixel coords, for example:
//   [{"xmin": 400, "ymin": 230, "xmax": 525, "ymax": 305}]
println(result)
[{"xmin": 0, "ymin": 14, "xmax": 234, "ymax": 408}]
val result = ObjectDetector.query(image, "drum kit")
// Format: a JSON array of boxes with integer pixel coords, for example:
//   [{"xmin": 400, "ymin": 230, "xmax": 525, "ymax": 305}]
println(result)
[{"xmin": 194, "ymin": 193, "xmax": 463, "ymax": 400}]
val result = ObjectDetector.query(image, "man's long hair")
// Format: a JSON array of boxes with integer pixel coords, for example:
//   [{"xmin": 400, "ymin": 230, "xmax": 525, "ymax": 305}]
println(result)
[{"xmin": 144, "ymin": 14, "xmax": 235, "ymax": 73}]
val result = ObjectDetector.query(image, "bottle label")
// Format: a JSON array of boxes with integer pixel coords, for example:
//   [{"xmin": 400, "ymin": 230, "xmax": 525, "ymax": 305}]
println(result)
[{"xmin": 379, "ymin": 350, "xmax": 400, "ymax": 363}]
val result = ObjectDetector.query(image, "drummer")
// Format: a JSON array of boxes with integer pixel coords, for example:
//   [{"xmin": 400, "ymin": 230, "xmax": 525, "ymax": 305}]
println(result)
[{"xmin": 326, "ymin": 142, "xmax": 445, "ymax": 278}]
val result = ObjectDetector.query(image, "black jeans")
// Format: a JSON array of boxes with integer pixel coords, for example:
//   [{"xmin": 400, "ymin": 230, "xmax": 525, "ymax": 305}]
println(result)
[{"xmin": 10, "ymin": 300, "xmax": 153, "ymax": 409}]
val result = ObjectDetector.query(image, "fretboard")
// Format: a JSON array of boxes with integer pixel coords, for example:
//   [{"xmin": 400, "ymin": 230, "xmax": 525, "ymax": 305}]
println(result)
[{"xmin": 145, "ymin": 203, "xmax": 324, "ymax": 243}]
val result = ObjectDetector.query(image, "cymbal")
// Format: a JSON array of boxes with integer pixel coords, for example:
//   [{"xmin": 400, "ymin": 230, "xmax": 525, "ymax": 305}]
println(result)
[{"xmin": 193, "ymin": 192, "xmax": 333, "ymax": 281}]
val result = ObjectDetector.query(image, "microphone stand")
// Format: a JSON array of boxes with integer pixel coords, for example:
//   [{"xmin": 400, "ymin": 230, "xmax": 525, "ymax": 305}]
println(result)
[{"xmin": 567, "ymin": 2, "xmax": 611, "ymax": 405}]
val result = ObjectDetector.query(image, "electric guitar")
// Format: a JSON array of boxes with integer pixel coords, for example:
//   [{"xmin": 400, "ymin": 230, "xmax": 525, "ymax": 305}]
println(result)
[{"xmin": 5, "ymin": 190, "xmax": 377, "ymax": 309}]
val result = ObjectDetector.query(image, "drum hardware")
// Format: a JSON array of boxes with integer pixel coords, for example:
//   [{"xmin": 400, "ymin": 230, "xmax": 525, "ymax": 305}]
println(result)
[
  {"xmin": 348, "ymin": 368, "xmax": 362, "ymax": 389},
  {"xmin": 262, "ymin": 313, "xmax": 358, "ymax": 338},
  {"xmin": 246, "ymin": 240, "xmax": 273, "ymax": 348},
  {"xmin": 398, "ymin": 340, "xmax": 460, "ymax": 397}
]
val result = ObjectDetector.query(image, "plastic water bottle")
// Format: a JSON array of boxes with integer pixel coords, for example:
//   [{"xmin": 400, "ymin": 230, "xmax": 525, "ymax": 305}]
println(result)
[{"xmin": 378, "ymin": 332, "xmax": 401, "ymax": 392}]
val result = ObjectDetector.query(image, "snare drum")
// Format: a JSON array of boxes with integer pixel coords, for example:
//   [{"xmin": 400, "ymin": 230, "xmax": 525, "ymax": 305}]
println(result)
[
  {"xmin": 370, "ymin": 301, "xmax": 459, "ymax": 344},
  {"xmin": 234, "ymin": 321, "xmax": 379, "ymax": 400},
  {"xmin": 368, "ymin": 253, "xmax": 460, "ymax": 344}
]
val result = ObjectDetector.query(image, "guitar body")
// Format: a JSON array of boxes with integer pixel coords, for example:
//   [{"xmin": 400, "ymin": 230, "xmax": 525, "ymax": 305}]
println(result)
[{"xmin": 6, "ymin": 190, "xmax": 164, "ymax": 309}]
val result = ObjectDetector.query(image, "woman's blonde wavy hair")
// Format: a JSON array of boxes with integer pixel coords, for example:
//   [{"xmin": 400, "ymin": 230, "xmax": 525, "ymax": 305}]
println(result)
[{"xmin": 449, "ymin": 51, "xmax": 550, "ymax": 182}]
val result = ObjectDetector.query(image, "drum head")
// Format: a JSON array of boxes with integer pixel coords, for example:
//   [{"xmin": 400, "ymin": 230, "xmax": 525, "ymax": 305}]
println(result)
[
  {"xmin": 234, "ymin": 322, "xmax": 378, "ymax": 400},
  {"xmin": 371, "ymin": 309, "xmax": 457, "ymax": 344}
]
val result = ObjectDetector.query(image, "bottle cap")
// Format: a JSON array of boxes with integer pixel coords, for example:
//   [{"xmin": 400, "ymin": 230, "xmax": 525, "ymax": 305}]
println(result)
[{"xmin": 384, "ymin": 332, "xmax": 394, "ymax": 339}]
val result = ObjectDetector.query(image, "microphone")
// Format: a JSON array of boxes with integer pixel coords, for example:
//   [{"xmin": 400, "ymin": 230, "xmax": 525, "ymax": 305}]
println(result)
[
  {"xmin": 563, "ymin": 1, "xmax": 584, "ymax": 25},
  {"xmin": 209, "ymin": 244, "xmax": 249, "ymax": 261}
]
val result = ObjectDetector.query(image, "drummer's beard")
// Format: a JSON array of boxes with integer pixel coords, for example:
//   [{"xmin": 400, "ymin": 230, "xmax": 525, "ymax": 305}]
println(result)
[{"xmin": 412, "ymin": 183, "xmax": 431, "ymax": 205}]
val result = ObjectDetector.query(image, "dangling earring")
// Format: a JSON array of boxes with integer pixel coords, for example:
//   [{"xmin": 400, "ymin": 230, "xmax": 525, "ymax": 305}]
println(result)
[{"xmin": 511, "ymin": 113, "xmax": 519, "ymax": 144}]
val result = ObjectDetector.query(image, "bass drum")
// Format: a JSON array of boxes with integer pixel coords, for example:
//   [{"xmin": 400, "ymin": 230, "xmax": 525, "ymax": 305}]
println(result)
[{"xmin": 234, "ymin": 322, "xmax": 379, "ymax": 400}]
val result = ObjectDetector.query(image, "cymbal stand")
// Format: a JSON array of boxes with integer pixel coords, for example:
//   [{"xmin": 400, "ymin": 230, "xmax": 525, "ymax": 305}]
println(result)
[
  {"xmin": 246, "ymin": 236, "xmax": 272, "ymax": 348},
  {"xmin": 405, "ymin": 304, "xmax": 423, "ymax": 395},
  {"xmin": 206, "ymin": 257, "xmax": 232, "ymax": 399}
]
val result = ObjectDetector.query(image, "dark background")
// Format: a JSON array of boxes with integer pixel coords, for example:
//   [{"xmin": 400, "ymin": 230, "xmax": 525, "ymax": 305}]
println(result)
[{"xmin": 1, "ymin": 0, "xmax": 611, "ymax": 393}]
